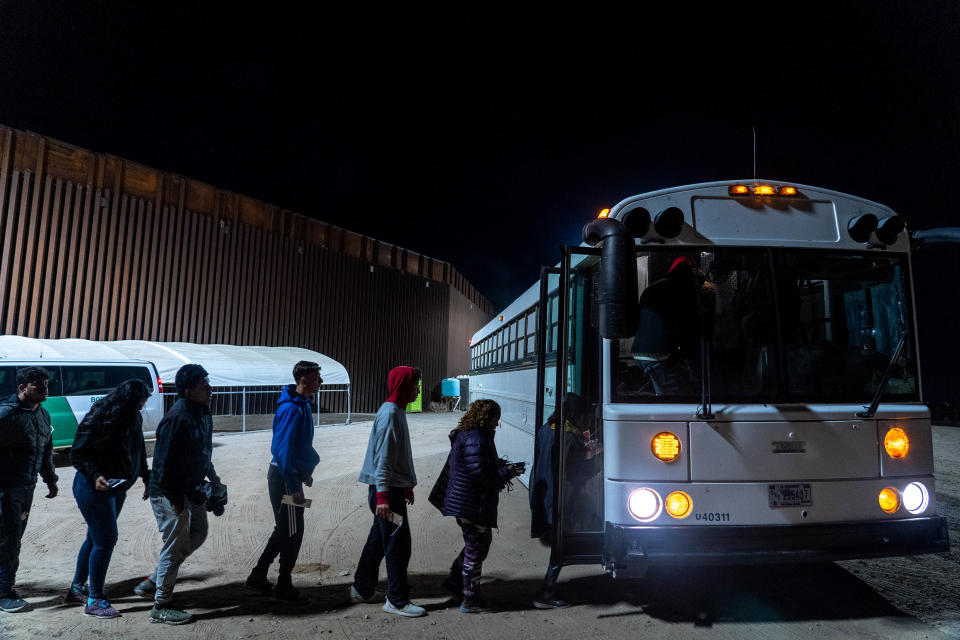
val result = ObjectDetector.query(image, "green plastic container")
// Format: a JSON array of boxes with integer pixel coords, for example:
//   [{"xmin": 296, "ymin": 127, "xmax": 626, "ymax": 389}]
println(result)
[{"xmin": 405, "ymin": 378, "xmax": 422, "ymax": 413}]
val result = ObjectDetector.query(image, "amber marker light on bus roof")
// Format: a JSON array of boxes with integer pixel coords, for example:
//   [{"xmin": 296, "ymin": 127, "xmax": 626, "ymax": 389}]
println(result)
[
  {"xmin": 879, "ymin": 487, "xmax": 900, "ymax": 514},
  {"xmin": 665, "ymin": 491, "xmax": 693, "ymax": 519},
  {"xmin": 778, "ymin": 186, "xmax": 798, "ymax": 196},
  {"xmin": 729, "ymin": 184, "xmax": 750, "ymax": 195},
  {"xmin": 884, "ymin": 427, "xmax": 910, "ymax": 459},
  {"xmin": 598, "ymin": 208, "xmax": 611, "ymax": 218},
  {"xmin": 652, "ymin": 432, "xmax": 681, "ymax": 462},
  {"xmin": 753, "ymin": 185, "xmax": 776, "ymax": 196}
]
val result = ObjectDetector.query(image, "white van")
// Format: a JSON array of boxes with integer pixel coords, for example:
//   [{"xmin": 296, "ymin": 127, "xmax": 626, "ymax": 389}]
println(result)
[{"xmin": 0, "ymin": 359, "xmax": 164, "ymax": 447}]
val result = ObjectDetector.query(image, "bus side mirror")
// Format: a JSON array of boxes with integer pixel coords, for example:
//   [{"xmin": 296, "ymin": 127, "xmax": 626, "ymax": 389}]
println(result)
[{"xmin": 583, "ymin": 218, "xmax": 638, "ymax": 339}]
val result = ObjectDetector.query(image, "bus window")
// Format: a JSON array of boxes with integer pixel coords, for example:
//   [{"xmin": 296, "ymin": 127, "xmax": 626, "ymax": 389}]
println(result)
[
  {"xmin": 776, "ymin": 253, "xmax": 918, "ymax": 402},
  {"xmin": 613, "ymin": 249, "xmax": 779, "ymax": 402}
]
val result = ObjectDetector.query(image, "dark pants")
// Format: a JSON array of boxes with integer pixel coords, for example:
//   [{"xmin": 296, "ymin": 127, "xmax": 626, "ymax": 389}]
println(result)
[
  {"xmin": 353, "ymin": 486, "xmax": 411, "ymax": 607},
  {"xmin": 447, "ymin": 518, "xmax": 492, "ymax": 597},
  {"xmin": 71, "ymin": 474, "xmax": 127, "ymax": 600},
  {"xmin": 252, "ymin": 465, "xmax": 305, "ymax": 581},
  {"xmin": 0, "ymin": 484, "xmax": 35, "ymax": 595}
]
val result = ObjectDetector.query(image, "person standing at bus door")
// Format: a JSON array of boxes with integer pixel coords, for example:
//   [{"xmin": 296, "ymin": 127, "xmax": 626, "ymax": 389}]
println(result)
[
  {"xmin": 350, "ymin": 366, "xmax": 426, "ymax": 618},
  {"xmin": 0, "ymin": 367, "xmax": 59, "ymax": 614},
  {"xmin": 528, "ymin": 393, "xmax": 590, "ymax": 610},
  {"xmin": 245, "ymin": 361, "xmax": 322, "ymax": 603},
  {"xmin": 67, "ymin": 379, "xmax": 152, "ymax": 619},
  {"xmin": 433, "ymin": 399, "xmax": 522, "ymax": 613},
  {"xmin": 631, "ymin": 256, "xmax": 702, "ymax": 396},
  {"xmin": 135, "ymin": 364, "xmax": 223, "ymax": 626}
]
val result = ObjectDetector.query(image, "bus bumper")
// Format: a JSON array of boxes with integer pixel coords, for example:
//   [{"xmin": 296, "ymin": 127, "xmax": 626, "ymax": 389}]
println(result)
[{"xmin": 602, "ymin": 516, "xmax": 949, "ymax": 573}]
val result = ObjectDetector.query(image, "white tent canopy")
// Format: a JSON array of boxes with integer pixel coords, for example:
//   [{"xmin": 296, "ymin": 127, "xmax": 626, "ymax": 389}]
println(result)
[{"xmin": 0, "ymin": 337, "xmax": 349, "ymax": 387}]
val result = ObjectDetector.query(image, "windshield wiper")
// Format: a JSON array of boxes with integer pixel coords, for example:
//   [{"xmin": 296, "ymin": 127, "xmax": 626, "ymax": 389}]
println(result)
[
  {"xmin": 697, "ymin": 336, "xmax": 714, "ymax": 420},
  {"xmin": 856, "ymin": 330, "xmax": 909, "ymax": 418}
]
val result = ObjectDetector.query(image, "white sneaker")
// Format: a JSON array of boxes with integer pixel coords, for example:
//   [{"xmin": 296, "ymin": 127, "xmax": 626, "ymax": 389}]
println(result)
[
  {"xmin": 382, "ymin": 599, "xmax": 426, "ymax": 617},
  {"xmin": 349, "ymin": 585, "xmax": 377, "ymax": 604}
]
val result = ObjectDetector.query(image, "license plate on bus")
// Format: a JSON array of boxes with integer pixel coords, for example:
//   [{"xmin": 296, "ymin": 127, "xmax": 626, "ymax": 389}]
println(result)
[{"xmin": 768, "ymin": 483, "xmax": 812, "ymax": 508}]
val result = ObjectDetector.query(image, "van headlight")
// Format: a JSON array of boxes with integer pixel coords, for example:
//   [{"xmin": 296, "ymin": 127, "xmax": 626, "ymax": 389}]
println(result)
[{"xmin": 627, "ymin": 488, "xmax": 662, "ymax": 522}]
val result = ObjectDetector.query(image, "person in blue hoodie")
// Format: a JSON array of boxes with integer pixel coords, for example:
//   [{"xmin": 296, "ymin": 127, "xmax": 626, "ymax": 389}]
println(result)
[{"xmin": 245, "ymin": 361, "xmax": 322, "ymax": 602}]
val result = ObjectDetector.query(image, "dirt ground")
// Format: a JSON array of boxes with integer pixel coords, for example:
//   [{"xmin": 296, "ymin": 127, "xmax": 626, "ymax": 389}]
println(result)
[{"xmin": 4, "ymin": 413, "xmax": 960, "ymax": 640}]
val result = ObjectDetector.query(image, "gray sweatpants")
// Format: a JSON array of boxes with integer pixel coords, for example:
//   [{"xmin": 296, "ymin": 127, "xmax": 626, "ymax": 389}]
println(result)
[{"xmin": 148, "ymin": 495, "xmax": 208, "ymax": 605}]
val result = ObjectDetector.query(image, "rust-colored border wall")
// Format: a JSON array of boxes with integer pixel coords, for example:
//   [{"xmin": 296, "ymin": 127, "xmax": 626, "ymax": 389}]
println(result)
[
  {"xmin": 1, "ymin": 126, "xmax": 492, "ymax": 311},
  {"xmin": 0, "ymin": 126, "xmax": 493, "ymax": 411}
]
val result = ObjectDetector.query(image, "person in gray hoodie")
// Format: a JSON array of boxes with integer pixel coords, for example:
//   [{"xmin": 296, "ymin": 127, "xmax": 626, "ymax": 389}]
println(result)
[{"xmin": 350, "ymin": 366, "xmax": 425, "ymax": 618}]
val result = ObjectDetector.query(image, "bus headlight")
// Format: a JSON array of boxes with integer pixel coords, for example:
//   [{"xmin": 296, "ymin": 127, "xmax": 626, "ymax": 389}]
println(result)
[
  {"xmin": 878, "ymin": 487, "xmax": 900, "ymax": 514},
  {"xmin": 627, "ymin": 488, "xmax": 662, "ymax": 522},
  {"xmin": 665, "ymin": 491, "xmax": 693, "ymax": 519},
  {"xmin": 884, "ymin": 427, "xmax": 910, "ymax": 459},
  {"xmin": 902, "ymin": 482, "xmax": 929, "ymax": 514},
  {"xmin": 651, "ymin": 432, "xmax": 681, "ymax": 462}
]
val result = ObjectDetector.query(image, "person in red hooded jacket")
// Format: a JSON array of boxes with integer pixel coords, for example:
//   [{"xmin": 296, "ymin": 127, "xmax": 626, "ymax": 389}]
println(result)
[{"xmin": 350, "ymin": 366, "xmax": 425, "ymax": 617}]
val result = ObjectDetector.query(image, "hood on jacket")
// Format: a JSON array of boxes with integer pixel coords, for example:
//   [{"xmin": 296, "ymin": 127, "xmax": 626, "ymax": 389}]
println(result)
[
  {"xmin": 277, "ymin": 384, "xmax": 311, "ymax": 406},
  {"xmin": 386, "ymin": 366, "xmax": 420, "ymax": 405}
]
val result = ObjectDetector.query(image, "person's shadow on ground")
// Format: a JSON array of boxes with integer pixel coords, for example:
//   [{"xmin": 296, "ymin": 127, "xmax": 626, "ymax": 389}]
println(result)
[{"xmin": 23, "ymin": 563, "xmax": 910, "ymax": 626}]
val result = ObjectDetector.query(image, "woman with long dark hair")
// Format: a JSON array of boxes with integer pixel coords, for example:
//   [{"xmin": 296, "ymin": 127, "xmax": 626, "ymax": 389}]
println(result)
[
  {"xmin": 66, "ymin": 379, "xmax": 152, "ymax": 619},
  {"xmin": 435, "ymin": 399, "xmax": 521, "ymax": 613}
]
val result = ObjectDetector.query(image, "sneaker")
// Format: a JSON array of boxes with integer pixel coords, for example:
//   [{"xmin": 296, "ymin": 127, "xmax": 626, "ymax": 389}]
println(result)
[
  {"xmin": 460, "ymin": 595, "xmax": 493, "ymax": 614},
  {"xmin": 0, "ymin": 590, "xmax": 29, "ymax": 613},
  {"xmin": 64, "ymin": 583, "xmax": 89, "ymax": 605},
  {"xmin": 349, "ymin": 584, "xmax": 377, "ymax": 604},
  {"xmin": 382, "ymin": 599, "xmax": 426, "ymax": 618},
  {"xmin": 133, "ymin": 577, "xmax": 156, "ymax": 599},
  {"xmin": 274, "ymin": 583, "xmax": 309, "ymax": 604},
  {"xmin": 532, "ymin": 591, "xmax": 571, "ymax": 609},
  {"xmin": 440, "ymin": 575, "xmax": 463, "ymax": 600},
  {"xmin": 244, "ymin": 572, "xmax": 273, "ymax": 595},
  {"xmin": 83, "ymin": 598, "xmax": 121, "ymax": 619},
  {"xmin": 149, "ymin": 603, "xmax": 194, "ymax": 625}
]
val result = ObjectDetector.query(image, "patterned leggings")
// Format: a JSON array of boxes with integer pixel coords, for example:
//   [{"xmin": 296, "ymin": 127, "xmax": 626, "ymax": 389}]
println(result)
[{"xmin": 455, "ymin": 518, "xmax": 492, "ymax": 597}]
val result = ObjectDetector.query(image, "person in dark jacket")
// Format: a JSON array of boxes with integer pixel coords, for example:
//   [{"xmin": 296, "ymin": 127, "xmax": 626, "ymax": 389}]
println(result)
[
  {"xmin": 436, "ymin": 399, "xmax": 520, "ymax": 613},
  {"xmin": 245, "ymin": 361, "xmax": 322, "ymax": 602},
  {"xmin": 631, "ymin": 256, "xmax": 702, "ymax": 396},
  {"xmin": 528, "ymin": 393, "xmax": 593, "ymax": 610},
  {"xmin": 0, "ymin": 367, "xmax": 59, "ymax": 614},
  {"xmin": 67, "ymin": 379, "xmax": 152, "ymax": 619},
  {"xmin": 135, "ymin": 364, "xmax": 222, "ymax": 626}
]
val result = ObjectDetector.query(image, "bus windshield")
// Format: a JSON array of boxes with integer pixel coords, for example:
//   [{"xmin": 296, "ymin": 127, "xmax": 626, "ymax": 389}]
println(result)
[{"xmin": 613, "ymin": 249, "xmax": 919, "ymax": 404}]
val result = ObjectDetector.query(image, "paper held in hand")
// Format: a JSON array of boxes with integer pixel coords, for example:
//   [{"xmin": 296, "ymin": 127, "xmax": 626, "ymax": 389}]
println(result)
[{"xmin": 282, "ymin": 494, "xmax": 312, "ymax": 508}]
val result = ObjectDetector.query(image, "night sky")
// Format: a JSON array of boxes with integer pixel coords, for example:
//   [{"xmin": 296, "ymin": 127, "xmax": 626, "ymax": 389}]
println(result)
[{"xmin": 1, "ymin": 3, "xmax": 958, "ymax": 402}]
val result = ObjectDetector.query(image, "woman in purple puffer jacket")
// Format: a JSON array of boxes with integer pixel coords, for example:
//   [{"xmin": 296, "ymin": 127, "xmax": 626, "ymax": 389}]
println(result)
[{"xmin": 435, "ymin": 400, "xmax": 521, "ymax": 613}]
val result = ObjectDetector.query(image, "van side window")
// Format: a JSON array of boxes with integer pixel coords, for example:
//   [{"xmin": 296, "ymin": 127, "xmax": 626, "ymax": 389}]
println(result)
[
  {"xmin": 61, "ymin": 366, "xmax": 154, "ymax": 395},
  {"xmin": 14, "ymin": 366, "xmax": 63, "ymax": 396},
  {"xmin": 0, "ymin": 366, "xmax": 16, "ymax": 397}
]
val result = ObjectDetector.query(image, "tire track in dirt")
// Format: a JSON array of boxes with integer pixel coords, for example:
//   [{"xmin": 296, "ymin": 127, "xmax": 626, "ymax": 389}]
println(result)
[{"xmin": 319, "ymin": 475, "xmax": 368, "ymax": 576}]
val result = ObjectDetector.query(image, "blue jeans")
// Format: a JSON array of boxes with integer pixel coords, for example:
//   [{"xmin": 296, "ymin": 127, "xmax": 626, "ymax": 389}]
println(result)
[
  {"xmin": 72, "ymin": 474, "xmax": 127, "ymax": 600},
  {"xmin": 0, "ymin": 485, "xmax": 35, "ymax": 594}
]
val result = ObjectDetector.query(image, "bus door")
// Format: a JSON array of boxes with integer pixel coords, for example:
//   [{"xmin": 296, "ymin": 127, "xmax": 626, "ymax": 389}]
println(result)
[{"xmin": 532, "ymin": 247, "xmax": 603, "ymax": 565}]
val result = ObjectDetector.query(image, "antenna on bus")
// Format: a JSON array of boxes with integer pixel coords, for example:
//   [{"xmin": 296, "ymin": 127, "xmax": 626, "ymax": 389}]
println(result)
[{"xmin": 752, "ymin": 126, "xmax": 757, "ymax": 183}]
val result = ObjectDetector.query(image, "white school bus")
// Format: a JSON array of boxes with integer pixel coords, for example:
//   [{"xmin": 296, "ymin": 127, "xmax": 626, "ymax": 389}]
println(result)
[{"xmin": 469, "ymin": 180, "xmax": 949, "ymax": 574}]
